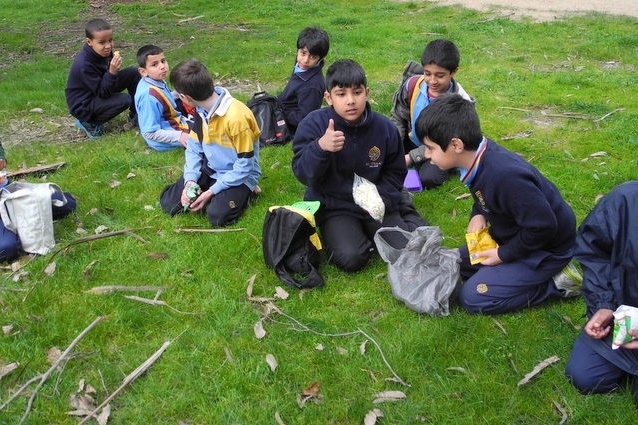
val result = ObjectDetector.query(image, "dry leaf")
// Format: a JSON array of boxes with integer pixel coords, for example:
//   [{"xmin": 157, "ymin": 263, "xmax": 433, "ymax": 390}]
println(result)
[
  {"xmin": 126, "ymin": 172, "xmax": 136, "ymax": 179},
  {"xmin": 2, "ymin": 324, "xmax": 14, "ymax": 335},
  {"xmin": 94, "ymin": 225, "xmax": 109, "ymax": 234},
  {"xmin": 266, "ymin": 353, "xmax": 278, "ymax": 372},
  {"xmin": 82, "ymin": 260, "xmax": 99, "ymax": 280},
  {"xmin": 224, "ymin": 346, "xmax": 234, "ymax": 363},
  {"xmin": 492, "ymin": 318, "xmax": 508, "ymax": 335},
  {"xmin": 302, "ymin": 381, "xmax": 321, "ymax": 397},
  {"xmin": 446, "ymin": 367, "xmax": 467, "ymax": 373},
  {"xmin": 363, "ymin": 408, "xmax": 384, "ymax": 425},
  {"xmin": 372, "ymin": 390, "xmax": 407, "ymax": 403},
  {"xmin": 336, "ymin": 346, "xmax": 348, "ymax": 355},
  {"xmin": 43, "ymin": 262, "xmax": 57, "ymax": 276},
  {"xmin": 455, "ymin": 193, "xmax": 471, "ymax": 200},
  {"xmin": 274, "ymin": 411, "xmax": 286, "ymax": 425},
  {"xmin": 246, "ymin": 274, "xmax": 256, "ymax": 297},
  {"xmin": 76, "ymin": 227, "xmax": 88, "ymax": 235},
  {"xmin": 12, "ymin": 269, "xmax": 29, "ymax": 282},
  {"xmin": 96, "ymin": 404, "xmax": 111, "ymax": 425},
  {"xmin": 144, "ymin": 205, "xmax": 155, "ymax": 210},
  {"xmin": 589, "ymin": 151, "xmax": 608, "ymax": 157},
  {"xmin": 69, "ymin": 393, "xmax": 96, "ymax": 411},
  {"xmin": 10, "ymin": 261, "xmax": 21, "ymax": 272},
  {"xmin": 274, "ymin": 286, "xmax": 289, "ymax": 300},
  {"xmin": 0, "ymin": 362, "xmax": 19, "ymax": 379},
  {"xmin": 254, "ymin": 320, "xmax": 266, "ymax": 339},
  {"xmin": 89, "ymin": 208, "xmax": 99, "ymax": 215},
  {"xmin": 315, "ymin": 343, "xmax": 324, "ymax": 351},
  {"xmin": 108, "ymin": 180, "xmax": 122, "ymax": 188},
  {"xmin": 147, "ymin": 252, "xmax": 169, "ymax": 259},
  {"xmin": 517, "ymin": 355, "xmax": 560, "ymax": 386},
  {"xmin": 360, "ymin": 340, "xmax": 368, "ymax": 355},
  {"xmin": 594, "ymin": 193, "xmax": 604, "ymax": 204},
  {"xmin": 47, "ymin": 347, "xmax": 62, "ymax": 365}
]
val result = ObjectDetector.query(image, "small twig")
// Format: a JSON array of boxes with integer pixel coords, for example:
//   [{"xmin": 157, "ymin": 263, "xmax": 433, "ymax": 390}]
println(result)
[
  {"xmin": 552, "ymin": 399, "xmax": 568, "ymax": 425},
  {"xmin": 85, "ymin": 285, "xmax": 168, "ymax": 295},
  {"xmin": 593, "ymin": 107, "xmax": 624, "ymax": 123},
  {"xmin": 266, "ymin": 304, "xmax": 410, "ymax": 387},
  {"xmin": 497, "ymin": 106, "xmax": 532, "ymax": 113},
  {"xmin": 78, "ymin": 335, "xmax": 180, "ymax": 425},
  {"xmin": 124, "ymin": 295, "xmax": 200, "ymax": 315},
  {"xmin": 177, "ymin": 15, "xmax": 204, "ymax": 23},
  {"xmin": 174, "ymin": 227, "xmax": 246, "ymax": 233},
  {"xmin": 0, "ymin": 316, "xmax": 104, "ymax": 424}
]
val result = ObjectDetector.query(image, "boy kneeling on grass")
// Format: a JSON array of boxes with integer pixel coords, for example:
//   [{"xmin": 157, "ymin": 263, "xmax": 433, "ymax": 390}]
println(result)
[
  {"xmin": 292, "ymin": 59, "xmax": 427, "ymax": 273},
  {"xmin": 415, "ymin": 93, "xmax": 580, "ymax": 315},
  {"xmin": 159, "ymin": 59, "xmax": 261, "ymax": 228}
]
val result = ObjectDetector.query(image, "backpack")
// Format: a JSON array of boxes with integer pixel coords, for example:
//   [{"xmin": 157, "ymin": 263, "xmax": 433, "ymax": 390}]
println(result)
[
  {"xmin": 262, "ymin": 201, "xmax": 324, "ymax": 289},
  {"xmin": 247, "ymin": 91, "xmax": 291, "ymax": 146},
  {"xmin": 391, "ymin": 60, "xmax": 425, "ymax": 120}
]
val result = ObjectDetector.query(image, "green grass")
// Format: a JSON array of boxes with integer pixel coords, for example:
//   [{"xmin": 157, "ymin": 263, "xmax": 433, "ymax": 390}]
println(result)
[{"xmin": 1, "ymin": 1, "xmax": 638, "ymax": 423}]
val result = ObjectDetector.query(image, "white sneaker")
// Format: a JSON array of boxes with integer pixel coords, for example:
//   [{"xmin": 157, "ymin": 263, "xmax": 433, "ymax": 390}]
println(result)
[{"xmin": 553, "ymin": 261, "xmax": 583, "ymax": 298}]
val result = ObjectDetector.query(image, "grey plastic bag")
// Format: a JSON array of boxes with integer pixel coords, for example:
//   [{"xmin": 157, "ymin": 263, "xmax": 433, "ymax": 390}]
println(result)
[{"xmin": 374, "ymin": 226, "xmax": 460, "ymax": 316}]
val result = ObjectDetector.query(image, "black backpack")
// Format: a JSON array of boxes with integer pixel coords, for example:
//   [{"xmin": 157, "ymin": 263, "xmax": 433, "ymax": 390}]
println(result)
[
  {"xmin": 247, "ymin": 91, "xmax": 291, "ymax": 146},
  {"xmin": 262, "ymin": 202, "xmax": 324, "ymax": 289}
]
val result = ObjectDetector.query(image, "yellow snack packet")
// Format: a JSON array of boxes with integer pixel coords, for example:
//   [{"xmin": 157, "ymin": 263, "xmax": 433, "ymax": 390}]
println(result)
[{"xmin": 465, "ymin": 228, "xmax": 499, "ymax": 265}]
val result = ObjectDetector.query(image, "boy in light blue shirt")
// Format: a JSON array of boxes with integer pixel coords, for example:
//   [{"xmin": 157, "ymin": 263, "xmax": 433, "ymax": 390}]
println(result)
[{"xmin": 134, "ymin": 45, "xmax": 192, "ymax": 151}]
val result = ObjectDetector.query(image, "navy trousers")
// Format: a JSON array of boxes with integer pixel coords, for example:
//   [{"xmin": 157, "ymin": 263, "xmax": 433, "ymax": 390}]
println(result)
[
  {"xmin": 457, "ymin": 244, "xmax": 572, "ymax": 314},
  {"xmin": 566, "ymin": 331, "xmax": 638, "ymax": 393},
  {"xmin": 86, "ymin": 66, "xmax": 140, "ymax": 124}
]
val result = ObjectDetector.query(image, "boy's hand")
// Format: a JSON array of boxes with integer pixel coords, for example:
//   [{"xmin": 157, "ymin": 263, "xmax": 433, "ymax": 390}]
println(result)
[
  {"xmin": 623, "ymin": 329, "xmax": 638, "ymax": 349},
  {"xmin": 318, "ymin": 119, "xmax": 345, "ymax": 152},
  {"xmin": 188, "ymin": 189, "xmax": 213, "ymax": 211},
  {"xmin": 467, "ymin": 214, "xmax": 487, "ymax": 233},
  {"xmin": 179, "ymin": 132, "xmax": 189, "ymax": 148},
  {"xmin": 472, "ymin": 247, "xmax": 502, "ymax": 266},
  {"xmin": 108, "ymin": 52, "xmax": 122, "ymax": 75},
  {"xmin": 584, "ymin": 308, "xmax": 613, "ymax": 339},
  {"xmin": 0, "ymin": 158, "xmax": 6, "ymax": 170},
  {"xmin": 180, "ymin": 180, "xmax": 200, "ymax": 207}
]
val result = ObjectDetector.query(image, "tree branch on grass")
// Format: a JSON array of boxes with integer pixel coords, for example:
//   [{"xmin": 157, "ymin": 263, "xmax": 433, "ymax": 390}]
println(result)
[
  {"xmin": 0, "ymin": 316, "xmax": 104, "ymax": 424},
  {"xmin": 85, "ymin": 285, "xmax": 168, "ymax": 295},
  {"xmin": 264, "ymin": 303, "xmax": 410, "ymax": 387},
  {"xmin": 174, "ymin": 227, "xmax": 246, "ymax": 233},
  {"xmin": 77, "ymin": 335, "xmax": 180, "ymax": 425},
  {"xmin": 123, "ymin": 295, "xmax": 200, "ymax": 315}
]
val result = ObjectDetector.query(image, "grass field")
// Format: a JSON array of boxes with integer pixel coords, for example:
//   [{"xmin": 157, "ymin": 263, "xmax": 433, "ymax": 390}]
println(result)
[{"xmin": 1, "ymin": 1, "xmax": 638, "ymax": 424}]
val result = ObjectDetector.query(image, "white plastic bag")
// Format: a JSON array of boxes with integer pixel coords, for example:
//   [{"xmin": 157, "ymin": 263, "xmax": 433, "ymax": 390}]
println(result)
[
  {"xmin": 352, "ymin": 174, "xmax": 385, "ymax": 222},
  {"xmin": 374, "ymin": 226, "xmax": 461, "ymax": 316},
  {"xmin": 0, "ymin": 182, "xmax": 67, "ymax": 255}
]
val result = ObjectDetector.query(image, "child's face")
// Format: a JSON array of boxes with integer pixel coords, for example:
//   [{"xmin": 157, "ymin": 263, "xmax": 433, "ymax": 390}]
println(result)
[
  {"xmin": 86, "ymin": 29, "xmax": 115, "ymax": 58},
  {"xmin": 423, "ymin": 137, "xmax": 459, "ymax": 171},
  {"xmin": 296, "ymin": 47, "xmax": 321, "ymax": 70},
  {"xmin": 324, "ymin": 85, "xmax": 369, "ymax": 124},
  {"xmin": 423, "ymin": 63, "xmax": 456, "ymax": 98},
  {"xmin": 139, "ymin": 53, "xmax": 169, "ymax": 82}
]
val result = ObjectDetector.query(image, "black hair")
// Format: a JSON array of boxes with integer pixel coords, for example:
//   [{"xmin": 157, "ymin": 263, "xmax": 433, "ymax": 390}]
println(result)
[
  {"xmin": 415, "ymin": 93, "xmax": 483, "ymax": 151},
  {"xmin": 136, "ymin": 44, "xmax": 164, "ymax": 68},
  {"xmin": 297, "ymin": 27, "xmax": 330, "ymax": 59},
  {"xmin": 169, "ymin": 59, "xmax": 215, "ymax": 101},
  {"xmin": 421, "ymin": 39, "xmax": 460, "ymax": 73},
  {"xmin": 85, "ymin": 18, "xmax": 112, "ymax": 39},
  {"xmin": 325, "ymin": 59, "xmax": 367, "ymax": 91}
]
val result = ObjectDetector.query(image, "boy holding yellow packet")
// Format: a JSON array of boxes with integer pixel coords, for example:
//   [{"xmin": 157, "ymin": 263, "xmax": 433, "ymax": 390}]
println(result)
[{"xmin": 415, "ymin": 94, "xmax": 578, "ymax": 314}]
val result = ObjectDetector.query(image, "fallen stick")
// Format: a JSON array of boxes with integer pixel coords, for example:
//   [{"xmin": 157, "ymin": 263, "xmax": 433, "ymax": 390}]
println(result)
[
  {"xmin": 517, "ymin": 355, "xmax": 560, "ymax": 386},
  {"xmin": 265, "ymin": 303, "xmax": 410, "ymax": 387},
  {"xmin": 174, "ymin": 227, "xmax": 246, "ymax": 233},
  {"xmin": 78, "ymin": 338, "xmax": 175, "ymax": 425},
  {"xmin": 0, "ymin": 316, "xmax": 104, "ymax": 424},
  {"xmin": 85, "ymin": 285, "xmax": 168, "ymax": 295},
  {"xmin": 124, "ymin": 295, "xmax": 200, "ymax": 315},
  {"xmin": 5, "ymin": 162, "xmax": 66, "ymax": 178}
]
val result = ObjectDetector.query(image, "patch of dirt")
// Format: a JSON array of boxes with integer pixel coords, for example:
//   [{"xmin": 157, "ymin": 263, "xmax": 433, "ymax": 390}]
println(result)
[{"xmin": 427, "ymin": 0, "xmax": 638, "ymax": 21}]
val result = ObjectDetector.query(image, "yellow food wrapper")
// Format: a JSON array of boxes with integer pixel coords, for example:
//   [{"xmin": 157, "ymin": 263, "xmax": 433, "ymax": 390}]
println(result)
[{"xmin": 465, "ymin": 228, "xmax": 499, "ymax": 265}]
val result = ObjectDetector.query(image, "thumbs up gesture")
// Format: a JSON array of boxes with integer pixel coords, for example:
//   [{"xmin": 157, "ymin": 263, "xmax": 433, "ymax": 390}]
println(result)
[{"xmin": 318, "ymin": 119, "xmax": 345, "ymax": 152}]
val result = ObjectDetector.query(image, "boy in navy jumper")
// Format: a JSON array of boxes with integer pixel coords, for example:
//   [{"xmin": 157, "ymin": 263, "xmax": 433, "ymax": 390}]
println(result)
[
  {"xmin": 159, "ymin": 59, "xmax": 261, "ymax": 227},
  {"xmin": 292, "ymin": 59, "xmax": 427, "ymax": 272},
  {"xmin": 565, "ymin": 182, "xmax": 638, "ymax": 404},
  {"xmin": 65, "ymin": 18, "xmax": 141, "ymax": 138},
  {"xmin": 134, "ymin": 45, "xmax": 193, "ymax": 152},
  {"xmin": 278, "ymin": 27, "xmax": 330, "ymax": 138},
  {"xmin": 415, "ymin": 93, "xmax": 577, "ymax": 314}
]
